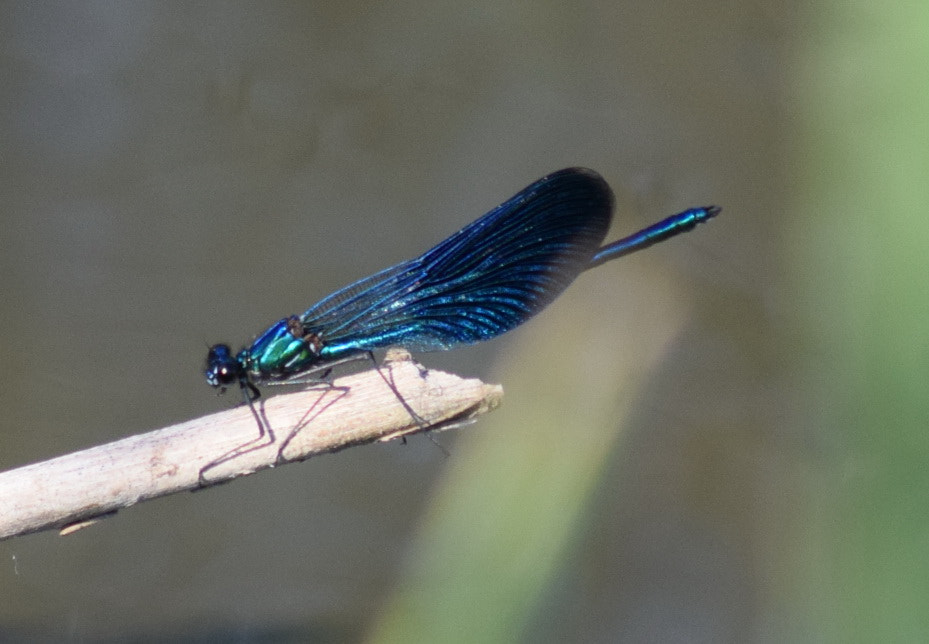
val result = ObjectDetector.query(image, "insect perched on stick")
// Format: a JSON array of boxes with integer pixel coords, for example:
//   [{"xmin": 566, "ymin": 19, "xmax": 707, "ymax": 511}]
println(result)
[{"xmin": 206, "ymin": 167, "xmax": 719, "ymax": 406}]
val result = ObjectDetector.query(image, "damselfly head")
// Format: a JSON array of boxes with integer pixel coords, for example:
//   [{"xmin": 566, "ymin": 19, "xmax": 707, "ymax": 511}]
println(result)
[{"xmin": 205, "ymin": 344, "xmax": 242, "ymax": 389}]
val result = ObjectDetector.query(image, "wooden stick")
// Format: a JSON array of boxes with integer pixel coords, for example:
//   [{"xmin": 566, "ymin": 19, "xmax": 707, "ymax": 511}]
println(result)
[{"xmin": 0, "ymin": 350, "xmax": 502, "ymax": 541}]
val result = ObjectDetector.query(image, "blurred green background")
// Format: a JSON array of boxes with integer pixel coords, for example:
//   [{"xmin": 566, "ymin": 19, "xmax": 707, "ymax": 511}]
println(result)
[{"xmin": 2, "ymin": 1, "xmax": 927, "ymax": 641}]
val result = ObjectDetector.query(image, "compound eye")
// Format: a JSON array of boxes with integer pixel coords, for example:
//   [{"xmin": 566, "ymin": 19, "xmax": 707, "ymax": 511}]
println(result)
[
  {"xmin": 207, "ymin": 365, "xmax": 235, "ymax": 386},
  {"xmin": 205, "ymin": 344, "xmax": 241, "ymax": 387}
]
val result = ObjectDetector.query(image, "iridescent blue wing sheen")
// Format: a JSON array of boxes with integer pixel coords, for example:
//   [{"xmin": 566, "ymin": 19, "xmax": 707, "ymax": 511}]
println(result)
[{"xmin": 299, "ymin": 167, "xmax": 614, "ymax": 357}]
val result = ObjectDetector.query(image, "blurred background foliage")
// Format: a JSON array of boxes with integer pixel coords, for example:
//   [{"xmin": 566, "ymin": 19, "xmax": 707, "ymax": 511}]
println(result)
[{"xmin": 1, "ymin": 1, "xmax": 927, "ymax": 641}]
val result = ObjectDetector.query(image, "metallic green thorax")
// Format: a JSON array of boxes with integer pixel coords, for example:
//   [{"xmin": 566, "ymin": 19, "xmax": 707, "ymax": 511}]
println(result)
[{"xmin": 242, "ymin": 316, "xmax": 324, "ymax": 382}]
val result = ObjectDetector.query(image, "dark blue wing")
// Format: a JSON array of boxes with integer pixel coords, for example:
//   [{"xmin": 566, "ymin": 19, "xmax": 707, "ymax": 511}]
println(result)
[{"xmin": 300, "ymin": 167, "xmax": 614, "ymax": 357}]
